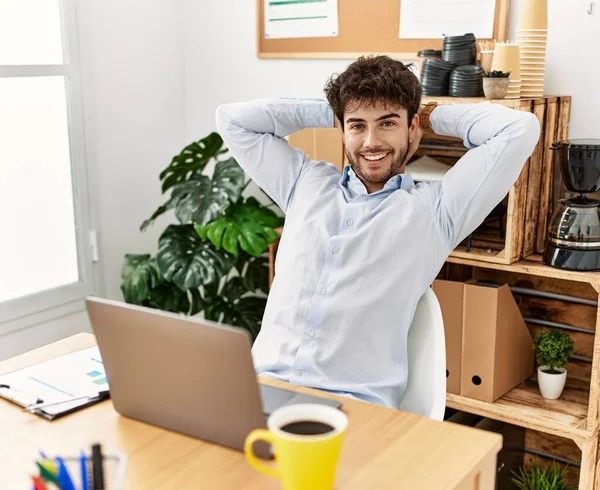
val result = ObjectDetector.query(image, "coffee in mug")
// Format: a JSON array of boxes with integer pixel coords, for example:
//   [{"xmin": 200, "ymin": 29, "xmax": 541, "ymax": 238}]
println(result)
[{"xmin": 245, "ymin": 403, "xmax": 348, "ymax": 490}]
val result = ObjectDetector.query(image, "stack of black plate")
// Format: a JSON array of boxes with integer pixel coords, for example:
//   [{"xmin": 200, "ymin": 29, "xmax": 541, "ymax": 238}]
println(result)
[
  {"xmin": 420, "ymin": 58, "xmax": 455, "ymax": 96},
  {"xmin": 442, "ymin": 33, "xmax": 477, "ymax": 66},
  {"xmin": 449, "ymin": 65, "xmax": 484, "ymax": 97}
]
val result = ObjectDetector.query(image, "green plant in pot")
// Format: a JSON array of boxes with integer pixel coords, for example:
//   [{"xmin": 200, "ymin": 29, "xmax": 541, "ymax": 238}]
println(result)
[
  {"xmin": 120, "ymin": 132, "xmax": 283, "ymax": 341},
  {"xmin": 533, "ymin": 329, "xmax": 575, "ymax": 400},
  {"xmin": 483, "ymin": 70, "xmax": 511, "ymax": 100},
  {"xmin": 511, "ymin": 462, "xmax": 575, "ymax": 490}
]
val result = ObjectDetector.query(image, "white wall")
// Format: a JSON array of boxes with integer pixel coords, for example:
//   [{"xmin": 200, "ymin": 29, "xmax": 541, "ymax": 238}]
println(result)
[
  {"xmin": 82, "ymin": 0, "xmax": 187, "ymax": 301},
  {"xmin": 0, "ymin": 311, "xmax": 88, "ymax": 360}
]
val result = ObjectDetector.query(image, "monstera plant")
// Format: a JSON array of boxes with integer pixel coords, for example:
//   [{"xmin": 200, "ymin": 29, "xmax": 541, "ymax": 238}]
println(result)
[{"xmin": 120, "ymin": 132, "xmax": 283, "ymax": 340}]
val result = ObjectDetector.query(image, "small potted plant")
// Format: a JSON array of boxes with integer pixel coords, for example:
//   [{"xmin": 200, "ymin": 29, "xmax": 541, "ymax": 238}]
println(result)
[
  {"xmin": 483, "ymin": 70, "xmax": 511, "ymax": 99},
  {"xmin": 533, "ymin": 329, "xmax": 575, "ymax": 400},
  {"xmin": 511, "ymin": 463, "xmax": 574, "ymax": 490}
]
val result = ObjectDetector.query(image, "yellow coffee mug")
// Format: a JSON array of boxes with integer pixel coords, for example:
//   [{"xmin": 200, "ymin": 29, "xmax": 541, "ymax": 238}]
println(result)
[{"xmin": 244, "ymin": 403, "xmax": 348, "ymax": 490}]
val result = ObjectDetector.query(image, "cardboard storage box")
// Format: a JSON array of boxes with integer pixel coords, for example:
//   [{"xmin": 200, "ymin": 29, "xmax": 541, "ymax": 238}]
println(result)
[
  {"xmin": 433, "ymin": 279, "xmax": 534, "ymax": 403},
  {"xmin": 288, "ymin": 128, "xmax": 344, "ymax": 172},
  {"xmin": 432, "ymin": 280, "xmax": 463, "ymax": 394}
]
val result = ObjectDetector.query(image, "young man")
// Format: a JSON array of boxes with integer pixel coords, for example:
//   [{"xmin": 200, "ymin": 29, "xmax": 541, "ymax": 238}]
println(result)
[{"xmin": 216, "ymin": 55, "xmax": 540, "ymax": 409}]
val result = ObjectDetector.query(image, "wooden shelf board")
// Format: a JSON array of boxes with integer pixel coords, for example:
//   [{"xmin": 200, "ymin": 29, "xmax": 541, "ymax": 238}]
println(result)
[
  {"xmin": 447, "ymin": 378, "xmax": 592, "ymax": 441},
  {"xmin": 423, "ymin": 96, "xmax": 526, "ymax": 109},
  {"xmin": 446, "ymin": 254, "xmax": 600, "ymax": 285},
  {"xmin": 449, "ymin": 246, "xmax": 512, "ymax": 265}
]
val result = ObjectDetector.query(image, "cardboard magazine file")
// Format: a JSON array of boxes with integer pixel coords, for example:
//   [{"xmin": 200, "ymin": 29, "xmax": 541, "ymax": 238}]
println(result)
[
  {"xmin": 461, "ymin": 283, "xmax": 534, "ymax": 403},
  {"xmin": 432, "ymin": 280, "xmax": 464, "ymax": 394}
]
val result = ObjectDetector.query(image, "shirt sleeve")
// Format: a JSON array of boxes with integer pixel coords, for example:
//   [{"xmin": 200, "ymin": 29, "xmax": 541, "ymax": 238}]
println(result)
[
  {"xmin": 215, "ymin": 98, "xmax": 334, "ymax": 213},
  {"xmin": 428, "ymin": 102, "xmax": 541, "ymax": 249}
]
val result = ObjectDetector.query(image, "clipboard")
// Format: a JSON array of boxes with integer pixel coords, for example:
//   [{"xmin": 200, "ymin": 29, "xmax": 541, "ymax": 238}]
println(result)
[{"xmin": 0, "ymin": 346, "xmax": 110, "ymax": 420}]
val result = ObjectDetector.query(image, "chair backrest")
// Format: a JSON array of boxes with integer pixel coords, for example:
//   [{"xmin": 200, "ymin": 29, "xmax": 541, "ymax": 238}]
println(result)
[{"xmin": 398, "ymin": 287, "xmax": 446, "ymax": 420}]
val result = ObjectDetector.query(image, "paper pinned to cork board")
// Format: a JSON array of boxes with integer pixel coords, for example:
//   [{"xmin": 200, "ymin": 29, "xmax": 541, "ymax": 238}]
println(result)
[
  {"xmin": 398, "ymin": 0, "xmax": 495, "ymax": 39},
  {"xmin": 264, "ymin": 0, "xmax": 339, "ymax": 39}
]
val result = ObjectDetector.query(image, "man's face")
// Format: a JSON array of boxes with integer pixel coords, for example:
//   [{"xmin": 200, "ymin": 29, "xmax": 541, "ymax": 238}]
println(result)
[{"xmin": 342, "ymin": 100, "xmax": 413, "ymax": 194}]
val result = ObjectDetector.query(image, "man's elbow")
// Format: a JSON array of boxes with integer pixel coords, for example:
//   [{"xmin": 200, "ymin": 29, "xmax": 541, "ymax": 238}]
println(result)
[
  {"xmin": 215, "ymin": 104, "xmax": 234, "ymax": 134},
  {"xmin": 519, "ymin": 112, "xmax": 541, "ymax": 156}
]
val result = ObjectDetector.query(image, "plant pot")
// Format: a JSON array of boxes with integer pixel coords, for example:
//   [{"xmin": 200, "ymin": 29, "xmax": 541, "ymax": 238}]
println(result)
[
  {"xmin": 483, "ymin": 77, "xmax": 510, "ymax": 99},
  {"xmin": 537, "ymin": 366, "xmax": 567, "ymax": 399}
]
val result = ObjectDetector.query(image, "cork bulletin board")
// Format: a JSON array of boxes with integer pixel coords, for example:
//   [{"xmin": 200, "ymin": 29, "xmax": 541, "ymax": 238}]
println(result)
[{"xmin": 257, "ymin": 0, "xmax": 509, "ymax": 59}]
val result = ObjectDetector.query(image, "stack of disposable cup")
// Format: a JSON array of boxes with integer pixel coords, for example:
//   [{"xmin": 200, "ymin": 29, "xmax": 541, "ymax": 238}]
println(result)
[
  {"xmin": 491, "ymin": 43, "xmax": 521, "ymax": 99},
  {"xmin": 517, "ymin": 0, "xmax": 547, "ymax": 97}
]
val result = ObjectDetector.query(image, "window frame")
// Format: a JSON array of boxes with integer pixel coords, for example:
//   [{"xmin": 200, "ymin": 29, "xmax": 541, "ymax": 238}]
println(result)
[{"xmin": 0, "ymin": 0, "xmax": 97, "ymax": 335}]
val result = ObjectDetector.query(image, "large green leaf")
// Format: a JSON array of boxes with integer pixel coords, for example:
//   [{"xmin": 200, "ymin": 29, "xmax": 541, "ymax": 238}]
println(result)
[
  {"xmin": 144, "ymin": 282, "xmax": 190, "ymax": 314},
  {"xmin": 202, "ymin": 197, "xmax": 283, "ymax": 257},
  {"xmin": 157, "ymin": 224, "xmax": 233, "ymax": 291},
  {"xmin": 189, "ymin": 288, "xmax": 205, "ymax": 316},
  {"xmin": 121, "ymin": 254, "xmax": 163, "ymax": 304},
  {"xmin": 203, "ymin": 277, "xmax": 266, "ymax": 340},
  {"xmin": 159, "ymin": 132, "xmax": 227, "ymax": 194},
  {"xmin": 171, "ymin": 158, "xmax": 245, "ymax": 226}
]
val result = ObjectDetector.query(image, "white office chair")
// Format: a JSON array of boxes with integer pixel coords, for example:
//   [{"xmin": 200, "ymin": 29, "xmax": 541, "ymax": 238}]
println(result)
[{"xmin": 398, "ymin": 287, "xmax": 446, "ymax": 421}]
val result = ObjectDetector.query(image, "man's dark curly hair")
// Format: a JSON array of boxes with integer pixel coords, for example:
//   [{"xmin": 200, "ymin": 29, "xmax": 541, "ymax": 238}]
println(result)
[{"xmin": 324, "ymin": 55, "xmax": 422, "ymax": 129}]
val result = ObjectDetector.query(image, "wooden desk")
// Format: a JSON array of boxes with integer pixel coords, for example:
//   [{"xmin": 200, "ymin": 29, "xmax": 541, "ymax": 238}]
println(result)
[{"xmin": 0, "ymin": 333, "xmax": 502, "ymax": 489}]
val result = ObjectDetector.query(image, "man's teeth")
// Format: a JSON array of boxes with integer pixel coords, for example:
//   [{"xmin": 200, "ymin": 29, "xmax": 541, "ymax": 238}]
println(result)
[{"xmin": 363, "ymin": 153, "xmax": 389, "ymax": 161}]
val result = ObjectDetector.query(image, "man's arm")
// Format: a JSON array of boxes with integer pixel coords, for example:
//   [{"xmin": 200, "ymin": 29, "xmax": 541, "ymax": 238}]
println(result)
[
  {"xmin": 215, "ymin": 98, "xmax": 333, "ymax": 213},
  {"xmin": 427, "ymin": 102, "xmax": 540, "ymax": 249}
]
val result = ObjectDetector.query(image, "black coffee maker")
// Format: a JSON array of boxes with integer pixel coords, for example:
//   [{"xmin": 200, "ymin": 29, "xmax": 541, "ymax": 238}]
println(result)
[{"xmin": 544, "ymin": 139, "xmax": 600, "ymax": 271}]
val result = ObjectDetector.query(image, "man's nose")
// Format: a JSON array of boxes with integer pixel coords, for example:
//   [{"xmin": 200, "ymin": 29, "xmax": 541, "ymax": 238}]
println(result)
[{"xmin": 363, "ymin": 128, "xmax": 382, "ymax": 150}]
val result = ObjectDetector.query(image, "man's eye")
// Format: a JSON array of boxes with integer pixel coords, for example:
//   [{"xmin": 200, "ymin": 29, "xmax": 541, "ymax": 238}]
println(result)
[
  {"xmin": 351, "ymin": 124, "xmax": 364, "ymax": 130},
  {"xmin": 382, "ymin": 121, "xmax": 396, "ymax": 127}
]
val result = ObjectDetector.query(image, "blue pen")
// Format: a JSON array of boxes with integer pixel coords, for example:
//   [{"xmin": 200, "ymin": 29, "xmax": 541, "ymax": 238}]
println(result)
[
  {"xmin": 56, "ymin": 457, "xmax": 76, "ymax": 490},
  {"xmin": 80, "ymin": 451, "xmax": 89, "ymax": 490}
]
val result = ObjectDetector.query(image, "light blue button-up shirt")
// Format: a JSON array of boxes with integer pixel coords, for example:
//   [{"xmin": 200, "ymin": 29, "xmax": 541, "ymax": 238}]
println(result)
[{"xmin": 216, "ymin": 98, "xmax": 539, "ymax": 408}]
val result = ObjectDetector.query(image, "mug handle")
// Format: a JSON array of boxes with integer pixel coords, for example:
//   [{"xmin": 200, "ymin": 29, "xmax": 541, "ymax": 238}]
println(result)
[{"xmin": 244, "ymin": 429, "xmax": 279, "ymax": 479}]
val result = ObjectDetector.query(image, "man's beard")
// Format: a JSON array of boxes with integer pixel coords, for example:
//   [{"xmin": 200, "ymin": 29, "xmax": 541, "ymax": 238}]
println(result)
[{"xmin": 345, "ymin": 145, "xmax": 409, "ymax": 189}]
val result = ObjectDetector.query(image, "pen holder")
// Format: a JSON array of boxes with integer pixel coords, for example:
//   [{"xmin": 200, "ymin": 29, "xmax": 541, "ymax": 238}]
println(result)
[{"xmin": 46, "ymin": 452, "xmax": 128, "ymax": 490}]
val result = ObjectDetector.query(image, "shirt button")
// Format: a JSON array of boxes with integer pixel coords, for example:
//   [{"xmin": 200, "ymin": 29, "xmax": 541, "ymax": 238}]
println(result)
[
  {"xmin": 362, "ymin": 196, "xmax": 368, "ymax": 202},
  {"xmin": 308, "ymin": 331, "xmax": 315, "ymax": 338},
  {"xmin": 346, "ymin": 219, "xmax": 353, "ymax": 226},
  {"xmin": 295, "ymin": 370, "xmax": 302, "ymax": 376},
  {"xmin": 320, "ymin": 288, "xmax": 327, "ymax": 295},
  {"xmin": 332, "ymin": 247, "xmax": 339, "ymax": 254}
]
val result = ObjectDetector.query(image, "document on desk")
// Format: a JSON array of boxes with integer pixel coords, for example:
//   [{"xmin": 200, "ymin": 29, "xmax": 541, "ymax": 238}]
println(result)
[{"xmin": 0, "ymin": 346, "xmax": 109, "ymax": 418}]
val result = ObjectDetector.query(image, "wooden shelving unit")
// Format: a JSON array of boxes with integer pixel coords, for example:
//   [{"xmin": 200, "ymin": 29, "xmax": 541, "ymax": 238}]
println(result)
[
  {"xmin": 442, "ymin": 255, "xmax": 600, "ymax": 489},
  {"xmin": 421, "ymin": 96, "xmax": 571, "ymax": 265}
]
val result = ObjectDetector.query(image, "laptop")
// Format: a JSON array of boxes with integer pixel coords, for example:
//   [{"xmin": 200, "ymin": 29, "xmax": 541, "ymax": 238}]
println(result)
[{"xmin": 85, "ymin": 297, "xmax": 341, "ymax": 455}]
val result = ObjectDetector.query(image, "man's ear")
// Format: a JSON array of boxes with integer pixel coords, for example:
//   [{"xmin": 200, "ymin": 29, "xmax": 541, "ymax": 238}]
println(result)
[{"xmin": 409, "ymin": 114, "xmax": 420, "ymax": 142}]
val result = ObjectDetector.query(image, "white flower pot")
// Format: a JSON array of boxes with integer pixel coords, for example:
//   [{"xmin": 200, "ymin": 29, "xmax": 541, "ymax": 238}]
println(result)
[{"xmin": 537, "ymin": 366, "xmax": 567, "ymax": 399}]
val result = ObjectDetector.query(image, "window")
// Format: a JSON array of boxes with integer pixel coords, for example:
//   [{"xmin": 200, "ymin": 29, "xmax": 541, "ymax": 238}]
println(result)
[{"xmin": 0, "ymin": 0, "xmax": 94, "ymax": 328}]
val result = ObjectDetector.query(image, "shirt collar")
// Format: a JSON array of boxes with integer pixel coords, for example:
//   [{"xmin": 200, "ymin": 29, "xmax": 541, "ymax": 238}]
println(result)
[{"xmin": 340, "ymin": 165, "xmax": 414, "ymax": 195}]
